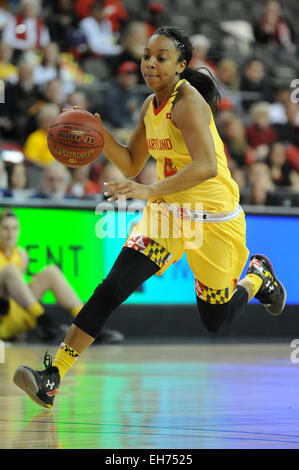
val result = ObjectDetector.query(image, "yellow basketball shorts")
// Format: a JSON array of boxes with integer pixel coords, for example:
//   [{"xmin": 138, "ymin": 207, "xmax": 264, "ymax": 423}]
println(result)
[
  {"xmin": 124, "ymin": 201, "xmax": 249, "ymax": 304},
  {"xmin": 0, "ymin": 299, "xmax": 36, "ymax": 340}
]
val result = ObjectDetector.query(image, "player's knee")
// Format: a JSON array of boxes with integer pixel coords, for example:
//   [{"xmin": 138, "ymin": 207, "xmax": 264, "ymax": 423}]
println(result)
[
  {"xmin": 93, "ymin": 276, "xmax": 128, "ymax": 303},
  {"xmin": 196, "ymin": 297, "xmax": 231, "ymax": 334}
]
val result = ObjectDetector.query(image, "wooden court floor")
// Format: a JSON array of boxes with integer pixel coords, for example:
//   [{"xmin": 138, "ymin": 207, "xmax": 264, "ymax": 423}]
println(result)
[{"xmin": 1, "ymin": 341, "xmax": 299, "ymax": 449}]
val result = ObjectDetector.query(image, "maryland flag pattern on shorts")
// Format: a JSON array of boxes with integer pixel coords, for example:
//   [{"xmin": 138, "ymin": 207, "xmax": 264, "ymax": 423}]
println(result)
[
  {"xmin": 195, "ymin": 279, "xmax": 230, "ymax": 304},
  {"xmin": 125, "ymin": 234, "xmax": 172, "ymax": 269}
]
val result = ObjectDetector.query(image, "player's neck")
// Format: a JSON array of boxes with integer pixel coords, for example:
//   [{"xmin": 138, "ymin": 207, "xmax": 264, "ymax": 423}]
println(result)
[
  {"xmin": 0, "ymin": 243, "xmax": 14, "ymax": 257},
  {"xmin": 154, "ymin": 79, "xmax": 180, "ymax": 108}
]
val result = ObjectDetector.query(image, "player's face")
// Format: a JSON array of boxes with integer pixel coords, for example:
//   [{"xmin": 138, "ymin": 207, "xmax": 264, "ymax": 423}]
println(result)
[
  {"xmin": 0, "ymin": 217, "xmax": 20, "ymax": 248},
  {"xmin": 141, "ymin": 35, "xmax": 186, "ymax": 92}
]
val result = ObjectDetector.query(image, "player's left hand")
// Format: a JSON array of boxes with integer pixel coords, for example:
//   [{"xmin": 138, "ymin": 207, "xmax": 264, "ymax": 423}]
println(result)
[{"xmin": 103, "ymin": 180, "xmax": 153, "ymax": 201}]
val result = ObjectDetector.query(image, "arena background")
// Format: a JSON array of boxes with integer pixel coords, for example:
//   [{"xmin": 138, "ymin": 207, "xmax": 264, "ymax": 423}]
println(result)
[{"xmin": 0, "ymin": 0, "xmax": 298, "ymax": 341}]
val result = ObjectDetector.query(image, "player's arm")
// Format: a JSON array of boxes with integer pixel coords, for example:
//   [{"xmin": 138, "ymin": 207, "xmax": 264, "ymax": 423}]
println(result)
[
  {"xmin": 99, "ymin": 95, "xmax": 152, "ymax": 178},
  {"xmin": 19, "ymin": 248, "xmax": 29, "ymax": 273},
  {"xmin": 149, "ymin": 92, "xmax": 217, "ymax": 198}
]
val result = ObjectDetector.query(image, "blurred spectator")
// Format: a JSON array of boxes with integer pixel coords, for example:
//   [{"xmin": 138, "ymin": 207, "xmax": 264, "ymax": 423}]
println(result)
[
  {"xmin": 267, "ymin": 142, "xmax": 295, "ymax": 187},
  {"xmin": 253, "ymin": 0, "xmax": 296, "ymax": 54},
  {"xmin": 31, "ymin": 162, "xmax": 71, "ymax": 199},
  {"xmin": 216, "ymin": 59, "xmax": 241, "ymax": 111},
  {"xmin": 145, "ymin": 2, "xmax": 165, "ymax": 38},
  {"xmin": 24, "ymin": 103, "xmax": 60, "ymax": 167},
  {"xmin": 0, "ymin": 62, "xmax": 40, "ymax": 143},
  {"xmin": 190, "ymin": 34, "xmax": 215, "ymax": 74},
  {"xmin": 223, "ymin": 116, "xmax": 255, "ymax": 168},
  {"xmin": 98, "ymin": 161, "xmax": 125, "ymax": 193},
  {"xmin": 118, "ymin": 21, "xmax": 148, "ymax": 83},
  {"xmin": 2, "ymin": 0, "xmax": 50, "ymax": 56},
  {"xmin": 0, "ymin": 41, "xmax": 18, "ymax": 83},
  {"xmin": 66, "ymin": 90, "xmax": 89, "ymax": 110},
  {"xmin": 100, "ymin": 61, "xmax": 143, "ymax": 128},
  {"xmin": 246, "ymin": 102, "xmax": 277, "ymax": 161},
  {"xmin": 274, "ymin": 102, "xmax": 299, "ymax": 146},
  {"xmin": 43, "ymin": 77, "xmax": 67, "ymax": 107},
  {"xmin": 240, "ymin": 58, "xmax": 273, "ymax": 111},
  {"xmin": 79, "ymin": 0, "xmax": 122, "ymax": 57},
  {"xmin": 46, "ymin": 0, "xmax": 81, "ymax": 52},
  {"xmin": 68, "ymin": 166, "xmax": 100, "ymax": 198},
  {"xmin": 6, "ymin": 162, "xmax": 33, "ymax": 199},
  {"xmin": 269, "ymin": 87, "xmax": 290, "ymax": 124},
  {"xmin": 137, "ymin": 158, "xmax": 158, "ymax": 185},
  {"xmin": 247, "ymin": 162, "xmax": 274, "ymax": 205},
  {"xmin": 75, "ymin": 0, "xmax": 129, "ymax": 33},
  {"xmin": 33, "ymin": 42, "xmax": 60, "ymax": 89}
]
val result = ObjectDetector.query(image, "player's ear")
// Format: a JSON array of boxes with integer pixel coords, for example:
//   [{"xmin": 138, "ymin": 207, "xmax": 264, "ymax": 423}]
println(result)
[{"xmin": 176, "ymin": 59, "xmax": 187, "ymax": 75}]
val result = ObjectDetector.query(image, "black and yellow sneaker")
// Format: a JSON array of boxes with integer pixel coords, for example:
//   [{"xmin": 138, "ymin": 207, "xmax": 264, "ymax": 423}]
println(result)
[
  {"xmin": 13, "ymin": 352, "xmax": 60, "ymax": 409},
  {"xmin": 247, "ymin": 254, "xmax": 287, "ymax": 316}
]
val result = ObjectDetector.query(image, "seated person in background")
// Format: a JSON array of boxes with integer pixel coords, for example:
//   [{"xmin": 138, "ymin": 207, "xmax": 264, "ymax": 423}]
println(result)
[
  {"xmin": 189, "ymin": 34, "xmax": 215, "ymax": 74},
  {"xmin": 246, "ymin": 101, "xmax": 277, "ymax": 160},
  {"xmin": 253, "ymin": 0, "xmax": 296, "ymax": 54},
  {"xmin": 100, "ymin": 61, "xmax": 143, "ymax": 128},
  {"xmin": 79, "ymin": 0, "xmax": 122, "ymax": 57},
  {"xmin": 117, "ymin": 21, "xmax": 148, "ymax": 83},
  {"xmin": 0, "ymin": 210, "xmax": 123, "ymax": 343},
  {"xmin": 0, "ymin": 41, "xmax": 18, "ymax": 83},
  {"xmin": 2, "ymin": 0, "xmax": 50, "ymax": 56},
  {"xmin": 222, "ymin": 115, "xmax": 255, "ymax": 168},
  {"xmin": 246, "ymin": 162, "xmax": 275, "ymax": 206},
  {"xmin": 0, "ymin": 62, "xmax": 40, "ymax": 144},
  {"xmin": 240, "ymin": 58, "xmax": 273, "ymax": 111},
  {"xmin": 68, "ymin": 166, "xmax": 100, "ymax": 198},
  {"xmin": 98, "ymin": 161, "xmax": 125, "ymax": 195},
  {"xmin": 145, "ymin": 2, "xmax": 165, "ymax": 38},
  {"xmin": 24, "ymin": 103, "xmax": 60, "ymax": 167},
  {"xmin": 6, "ymin": 162, "xmax": 33, "ymax": 199},
  {"xmin": 33, "ymin": 42, "xmax": 61, "ymax": 90},
  {"xmin": 267, "ymin": 142, "xmax": 297, "ymax": 187},
  {"xmin": 31, "ymin": 162, "xmax": 71, "ymax": 199}
]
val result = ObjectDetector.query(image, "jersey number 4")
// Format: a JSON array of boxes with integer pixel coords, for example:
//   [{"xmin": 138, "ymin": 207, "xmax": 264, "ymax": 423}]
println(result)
[{"xmin": 164, "ymin": 158, "xmax": 177, "ymax": 177}]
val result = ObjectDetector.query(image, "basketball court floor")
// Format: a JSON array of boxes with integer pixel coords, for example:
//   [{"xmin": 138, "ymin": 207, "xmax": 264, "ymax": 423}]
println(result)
[{"xmin": 1, "ymin": 341, "xmax": 299, "ymax": 449}]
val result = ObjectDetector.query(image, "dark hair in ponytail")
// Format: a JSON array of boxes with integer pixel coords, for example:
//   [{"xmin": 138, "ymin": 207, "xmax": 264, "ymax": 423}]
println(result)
[{"xmin": 153, "ymin": 26, "xmax": 221, "ymax": 113}]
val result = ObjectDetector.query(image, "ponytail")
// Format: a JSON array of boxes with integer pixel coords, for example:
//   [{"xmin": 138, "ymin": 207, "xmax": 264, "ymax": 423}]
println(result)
[
  {"xmin": 153, "ymin": 26, "xmax": 221, "ymax": 113},
  {"xmin": 181, "ymin": 66, "xmax": 221, "ymax": 114}
]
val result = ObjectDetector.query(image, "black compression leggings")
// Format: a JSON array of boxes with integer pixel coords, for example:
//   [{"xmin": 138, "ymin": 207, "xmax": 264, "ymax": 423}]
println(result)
[{"xmin": 74, "ymin": 246, "xmax": 249, "ymax": 338}]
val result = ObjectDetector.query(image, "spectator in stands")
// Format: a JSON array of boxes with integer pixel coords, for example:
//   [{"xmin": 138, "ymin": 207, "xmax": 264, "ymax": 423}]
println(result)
[
  {"xmin": 2, "ymin": 0, "xmax": 50, "ymax": 57},
  {"xmin": 118, "ymin": 21, "xmax": 148, "ymax": 83},
  {"xmin": 247, "ymin": 162, "xmax": 274, "ymax": 205},
  {"xmin": 31, "ymin": 162, "xmax": 71, "ymax": 199},
  {"xmin": 33, "ymin": 42, "xmax": 60, "ymax": 90},
  {"xmin": 6, "ymin": 162, "xmax": 33, "ymax": 199},
  {"xmin": 0, "ymin": 62, "xmax": 40, "ymax": 144},
  {"xmin": 253, "ymin": 0, "xmax": 296, "ymax": 54},
  {"xmin": 75, "ymin": 0, "xmax": 129, "ymax": 33},
  {"xmin": 145, "ymin": 2, "xmax": 165, "ymax": 38},
  {"xmin": 98, "ymin": 161, "xmax": 124, "ymax": 194},
  {"xmin": 68, "ymin": 166, "xmax": 100, "ymax": 198},
  {"xmin": 190, "ymin": 34, "xmax": 215, "ymax": 74},
  {"xmin": 24, "ymin": 104, "xmax": 60, "ymax": 167},
  {"xmin": 79, "ymin": 0, "xmax": 122, "ymax": 57},
  {"xmin": 216, "ymin": 59, "xmax": 241, "ymax": 111},
  {"xmin": 274, "ymin": 102, "xmax": 299, "ymax": 145},
  {"xmin": 0, "ymin": 41, "xmax": 18, "ymax": 83},
  {"xmin": 267, "ymin": 142, "xmax": 295, "ymax": 187},
  {"xmin": 46, "ymin": 0, "xmax": 80, "ymax": 52},
  {"xmin": 240, "ymin": 58, "xmax": 273, "ymax": 111},
  {"xmin": 66, "ymin": 90, "xmax": 89, "ymax": 110},
  {"xmin": 269, "ymin": 86, "xmax": 290, "ymax": 124},
  {"xmin": 246, "ymin": 102, "xmax": 277, "ymax": 161},
  {"xmin": 223, "ymin": 116, "xmax": 255, "ymax": 168},
  {"xmin": 100, "ymin": 61, "xmax": 143, "ymax": 129}
]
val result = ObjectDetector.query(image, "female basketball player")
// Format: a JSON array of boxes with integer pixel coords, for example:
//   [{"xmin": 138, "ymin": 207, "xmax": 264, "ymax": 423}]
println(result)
[
  {"xmin": 13, "ymin": 26, "xmax": 286, "ymax": 409},
  {"xmin": 0, "ymin": 210, "xmax": 84, "ymax": 341}
]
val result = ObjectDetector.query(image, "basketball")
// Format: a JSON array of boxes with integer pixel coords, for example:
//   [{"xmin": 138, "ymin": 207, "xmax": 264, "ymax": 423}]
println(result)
[{"xmin": 47, "ymin": 109, "xmax": 105, "ymax": 168}]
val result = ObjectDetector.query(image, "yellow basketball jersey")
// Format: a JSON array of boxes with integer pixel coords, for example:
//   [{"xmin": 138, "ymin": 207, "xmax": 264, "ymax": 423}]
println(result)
[
  {"xmin": 144, "ymin": 79, "xmax": 240, "ymax": 212},
  {"xmin": 0, "ymin": 246, "xmax": 23, "ymax": 270}
]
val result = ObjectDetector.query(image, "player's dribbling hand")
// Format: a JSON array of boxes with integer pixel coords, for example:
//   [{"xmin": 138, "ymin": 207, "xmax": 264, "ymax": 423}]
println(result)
[{"xmin": 103, "ymin": 180, "xmax": 153, "ymax": 202}]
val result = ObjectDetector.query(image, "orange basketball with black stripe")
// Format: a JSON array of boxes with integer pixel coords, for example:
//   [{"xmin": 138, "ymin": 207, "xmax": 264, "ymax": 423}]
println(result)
[{"xmin": 47, "ymin": 109, "xmax": 104, "ymax": 168}]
